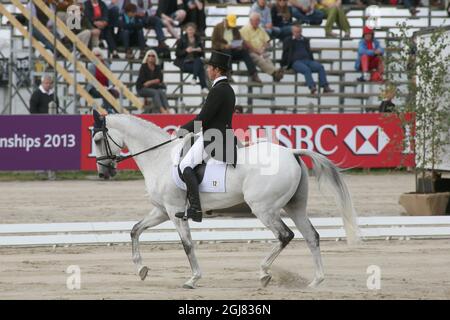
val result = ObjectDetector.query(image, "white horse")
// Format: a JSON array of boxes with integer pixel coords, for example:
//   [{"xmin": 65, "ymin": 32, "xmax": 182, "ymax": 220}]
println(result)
[{"xmin": 92, "ymin": 112, "xmax": 361, "ymax": 289}]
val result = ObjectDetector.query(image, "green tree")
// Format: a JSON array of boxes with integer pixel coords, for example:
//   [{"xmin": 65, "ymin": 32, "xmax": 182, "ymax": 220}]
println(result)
[{"xmin": 384, "ymin": 24, "xmax": 450, "ymax": 193}]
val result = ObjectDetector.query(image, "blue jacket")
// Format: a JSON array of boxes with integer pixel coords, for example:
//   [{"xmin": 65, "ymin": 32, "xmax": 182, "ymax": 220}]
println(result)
[
  {"xmin": 118, "ymin": 12, "xmax": 144, "ymax": 30},
  {"xmin": 355, "ymin": 38, "xmax": 384, "ymax": 70}
]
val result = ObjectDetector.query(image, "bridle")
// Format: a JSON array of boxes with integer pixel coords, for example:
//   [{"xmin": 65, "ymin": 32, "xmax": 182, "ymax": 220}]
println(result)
[{"xmin": 94, "ymin": 126, "xmax": 177, "ymax": 168}]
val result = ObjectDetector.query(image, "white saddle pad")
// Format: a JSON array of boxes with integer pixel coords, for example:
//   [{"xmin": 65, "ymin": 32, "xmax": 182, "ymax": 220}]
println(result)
[
  {"xmin": 172, "ymin": 161, "xmax": 228, "ymax": 193},
  {"xmin": 171, "ymin": 139, "xmax": 228, "ymax": 193}
]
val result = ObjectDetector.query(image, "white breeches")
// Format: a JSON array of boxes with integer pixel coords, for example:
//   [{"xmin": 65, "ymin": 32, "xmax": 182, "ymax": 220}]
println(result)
[{"xmin": 179, "ymin": 133, "xmax": 208, "ymax": 172}]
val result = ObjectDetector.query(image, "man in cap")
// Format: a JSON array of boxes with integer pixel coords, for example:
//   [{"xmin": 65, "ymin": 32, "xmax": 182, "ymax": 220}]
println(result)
[
  {"xmin": 212, "ymin": 14, "xmax": 262, "ymax": 84},
  {"xmin": 175, "ymin": 51, "xmax": 237, "ymax": 223}
]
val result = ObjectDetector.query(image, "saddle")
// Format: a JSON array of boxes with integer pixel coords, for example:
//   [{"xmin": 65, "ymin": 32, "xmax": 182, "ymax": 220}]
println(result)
[{"xmin": 171, "ymin": 133, "xmax": 229, "ymax": 193}]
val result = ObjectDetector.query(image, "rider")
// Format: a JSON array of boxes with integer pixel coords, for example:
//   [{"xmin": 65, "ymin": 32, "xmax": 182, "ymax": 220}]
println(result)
[{"xmin": 175, "ymin": 51, "xmax": 237, "ymax": 223}]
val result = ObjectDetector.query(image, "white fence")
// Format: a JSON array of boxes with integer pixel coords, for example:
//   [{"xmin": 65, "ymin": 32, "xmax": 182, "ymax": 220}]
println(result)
[{"xmin": 1, "ymin": 216, "xmax": 450, "ymax": 247}]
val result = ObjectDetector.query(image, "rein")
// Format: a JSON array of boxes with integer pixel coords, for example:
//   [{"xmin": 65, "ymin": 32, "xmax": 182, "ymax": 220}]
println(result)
[{"xmin": 95, "ymin": 127, "xmax": 177, "ymax": 165}]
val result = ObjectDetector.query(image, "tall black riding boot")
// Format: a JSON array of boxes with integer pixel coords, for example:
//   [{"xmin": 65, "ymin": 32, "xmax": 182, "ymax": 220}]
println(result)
[{"xmin": 175, "ymin": 167, "xmax": 203, "ymax": 222}]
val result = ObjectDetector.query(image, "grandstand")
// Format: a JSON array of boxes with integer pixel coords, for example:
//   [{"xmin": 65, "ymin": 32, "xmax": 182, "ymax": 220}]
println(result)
[{"xmin": 0, "ymin": 1, "xmax": 448, "ymax": 115}]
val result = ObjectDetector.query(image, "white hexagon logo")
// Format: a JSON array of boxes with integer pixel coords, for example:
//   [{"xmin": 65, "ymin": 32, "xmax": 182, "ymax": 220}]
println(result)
[{"xmin": 344, "ymin": 126, "xmax": 390, "ymax": 155}]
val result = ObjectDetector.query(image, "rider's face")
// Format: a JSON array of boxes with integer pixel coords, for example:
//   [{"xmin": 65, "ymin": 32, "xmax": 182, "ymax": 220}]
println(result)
[{"xmin": 207, "ymin": 65, "xmax": 217, "ymax": 80}]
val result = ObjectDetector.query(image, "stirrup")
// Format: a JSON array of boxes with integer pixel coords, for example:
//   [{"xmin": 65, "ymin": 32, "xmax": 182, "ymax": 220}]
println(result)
[
  {"xmin": 175, "ymin": 211, "xmax": 187, "ymax": 220},
  {"xmin": 174, "ymin": 208, "xmax": 202, "ymax": 222}
]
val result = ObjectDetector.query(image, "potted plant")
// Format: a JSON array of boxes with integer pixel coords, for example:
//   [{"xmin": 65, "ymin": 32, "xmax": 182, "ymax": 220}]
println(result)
[{"xmin": 384, "ymin": 23, "xmax": 450, "ymax": 215}]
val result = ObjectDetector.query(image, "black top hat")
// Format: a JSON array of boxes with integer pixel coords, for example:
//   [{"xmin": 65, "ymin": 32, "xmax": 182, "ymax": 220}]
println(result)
[{"xmin": 206, "ymin": 51, "xmax": 232, "ymax": 72}]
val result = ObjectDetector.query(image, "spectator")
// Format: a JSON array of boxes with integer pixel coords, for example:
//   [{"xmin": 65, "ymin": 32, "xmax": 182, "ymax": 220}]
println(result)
[
  {"xmin": 271, "ymin": 0, "xmax": 294, "ymax": 41},
  {"xmin": 175, "ymin": 23, "xmax": 209, "ymax": 94},
  {"xmin": 212, "ymin": 14, "xmax": 262, "ymax": 84},
  {"xmin": 84, "ymin": 0, "xmax": 119, "ymax": 58},
  {"xmin": 70, "ymin": 1, "xmax": 95, "ymax": 49},
  {"xmin": 355, "ymin": 26, "xmax": 384, "ymax": 82},
  {"xmin": 28, "ymin": 0, "xmax": 59, "ymax": 52},
  {"xmin": 136, "ymin": 49, "xmax": 170, "ymax": 114},
  {"xmin": 251, "ymin": 0, "xmax": 275, "ymax": 38},
  {"xmin": 30, "ymin": 75, "xmax": 59, "ymax": 114},
  {"xmin": 108, "ymin": 1, "xmax": 169, "ymax": 50},
  {"xmin": 317, "ymin": 0, "xmax": 351, "ymax": 38},
  {"xmin": 281, "ymin": 23, "xmax": 334, "ymax": 94},
  {"xmin": 157, "ymin": 0, "xmax": 187, "ymax": 40},
  {"xmin": 379, "ymin": 84, "xmax": 396, "ymax": 112},
  {"xmin": 54, "ymin": 1, "xmax": 73, "ymax": 46},
  {"xmin": 86, "ymin": 48, "xmax": 120, "ymax": 114},
  {"xmin": 289, "ymin": 0, "xmax": 324, "ymax": 25},
  {"xmin": 183, "ymin": 0, "xmax": 206, "ymax": 36},
  {"xmin": 239, "ymin": 12, "xmax": 284, "ymax": 82},
  {"xmin": 118, "ymin": 3, "xmax": 146, "ymax": 59},
  {"xmin": 403, "ymin": 0, "xmax": 419, "ymax": 16},
  {"xmin": 52, "ymin": 1, "xmax": 93, "ymax": 50},
  {"xmin": 447, "ymin": 1, "xmax": 450, "ymax": 17}
]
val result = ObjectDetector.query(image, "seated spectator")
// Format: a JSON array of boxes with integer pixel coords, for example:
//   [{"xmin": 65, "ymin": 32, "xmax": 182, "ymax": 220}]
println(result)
[
  {"xmin": 55, "ymin": 1, "xmax": 72, "ymax": 46},
  {"xmin": 175, "ymin": 23, "xmax": 209, "ymax": 94},
  {"xmin": 136, "ymin": 49, "xmax": 170, "ymax": 114},
  {"xmin": 84, "ymin": 0, "xmax": 119, "ymax": 58},
  {"xmin": 86, "ymin": 48, "xmax": 120, "ymax": 114},
  {"xmin": 69, "ymin": 1, "xmax": 95, "ymax": 49},
  {"xmin": 212, "ymin": 14, "xmax": 262, "ymax": 84},
  {"xmin": 271, "ymin": 0, "xmax": 294, "ymax": 41},
  {"xmin": 30, "ymin": 75, "xmax": 59, "ymax": 114},
  {"xmin": 183, "ymin": 0, "xmax": 206, "ymax": 36},
  {"xmin": 28, "ymin": 0, "xmax": 59, "ymax": 52},
  {"xmin": 251, "ymin": 0, "xmax": 276, "ymax": 38},
  {"xmin": 157, "ymin": 0, "xmax": 187, "ymax": 40},
  {"xmin": 355, "ymin": 26, "xmax": 384, "ymax": 82},
  {"xmin": 281, "ymin": 23, "xmax": 334, "ymax": 94},
  {"xmin": 47, "ymin": 1, "xmax": 93, "ymax": 51},
  {"xmin": 108, "ymin": 1, "xmax": 169, "ymax": 50},
  {"xmin": 403, "ymin": 0, "xmax": 419, "ymax": 16},
  {"xmin": 240, "ymin": 12, "xmax": 284, "ymax": 82},
  {"xmin": 379, "ymin": 84, "xmax": 396, "ymax": 113},
  {"xmin": 289, "ymin": 0, "xmax": 324, "ymax": 25},
  {"xmin": 118, "ymin": 3, "xmax": 146, "ymax": 59},
  {"xmin": 317, "ymin": 0, "xmax": 351, "ymax": 38}
]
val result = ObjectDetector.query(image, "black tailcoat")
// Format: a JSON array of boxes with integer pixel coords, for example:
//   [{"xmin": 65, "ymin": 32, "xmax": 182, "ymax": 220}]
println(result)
[{"xmin": 180, "ymin": 78, "xmax": 237, "ymax": 166}]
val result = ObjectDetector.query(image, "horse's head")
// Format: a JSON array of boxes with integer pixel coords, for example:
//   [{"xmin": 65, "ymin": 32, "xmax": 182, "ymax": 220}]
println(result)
[{"xmin": 92, "ymin": 110, "xmax": 124, "ymax": 179}]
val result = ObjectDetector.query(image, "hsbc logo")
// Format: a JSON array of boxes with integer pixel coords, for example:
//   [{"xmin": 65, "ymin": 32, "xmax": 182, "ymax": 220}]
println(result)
[{"xmin": 344, "ymin": 126, "xmax": 390, "ymax": 155}]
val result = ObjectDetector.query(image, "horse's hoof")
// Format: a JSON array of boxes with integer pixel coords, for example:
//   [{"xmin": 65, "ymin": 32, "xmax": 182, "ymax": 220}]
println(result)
[
  {"xmin": 182, "ymin": 283, "xmax": 195, "ymax": 289},
  {"xmin": 260, "ymin": 274, "xmax": 272, "ymax": 288},
  {"xmin": 138, "ymin": 266, "xmax": 149, "ymax": 281},
  {"xmin": 308, "ymin": 277, "xmax": 324, "ymax": 288}
]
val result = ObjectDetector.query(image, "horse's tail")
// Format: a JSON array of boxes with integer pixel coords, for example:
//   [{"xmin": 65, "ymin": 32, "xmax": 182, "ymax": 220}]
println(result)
[{"xmin": 292, "ymin": 149, "xmax": 361, "ymax": 245}]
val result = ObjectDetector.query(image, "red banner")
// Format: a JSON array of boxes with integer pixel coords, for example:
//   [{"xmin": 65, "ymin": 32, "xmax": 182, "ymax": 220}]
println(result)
[{"xmin": 81, "ymin": 114, "xmax": 415, "ymax": 170}]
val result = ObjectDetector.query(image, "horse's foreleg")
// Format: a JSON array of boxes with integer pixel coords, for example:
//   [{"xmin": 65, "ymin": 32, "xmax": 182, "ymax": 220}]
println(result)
[
  {"xmin": 131, "ymin": 207, "xmax": 168, "ymax": 280},
  {"xmin": 256, "ymin": 212, "xmax": 295, "ymax": 288},
  {"xmin": 171, "ymin": 218, "xmax": 202, "ymax": 289}
]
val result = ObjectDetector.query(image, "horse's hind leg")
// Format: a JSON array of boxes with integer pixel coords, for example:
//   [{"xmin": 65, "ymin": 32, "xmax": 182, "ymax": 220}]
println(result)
[
  {"xmin": 255, "ymin": 211, "xmax": 295, "ymax": 288},
  {"xmin": 171, "ymin": 217, "xmax": 202, "ymax": 289},
  {"xmin": 131, "ymin": 207, "xmax": 168, "ymax": 280},
  {"xmin": 284, "ymin": 162, "xmax": 324, "ymax": 288}
]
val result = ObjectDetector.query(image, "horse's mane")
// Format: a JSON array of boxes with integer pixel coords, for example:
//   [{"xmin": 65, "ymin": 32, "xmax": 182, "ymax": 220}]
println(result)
[{"xmin": 106, "ymin": 114, "xmax": 169, "ymax": 141}]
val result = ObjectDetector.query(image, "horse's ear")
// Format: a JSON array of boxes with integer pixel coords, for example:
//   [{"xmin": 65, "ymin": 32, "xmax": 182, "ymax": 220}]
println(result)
[{"xmin": 93, "ymin": 109, "xmax": 105, "ymax": 129}]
